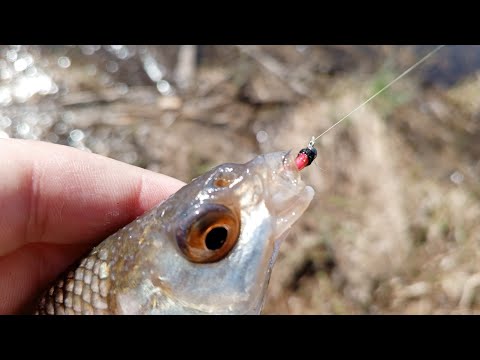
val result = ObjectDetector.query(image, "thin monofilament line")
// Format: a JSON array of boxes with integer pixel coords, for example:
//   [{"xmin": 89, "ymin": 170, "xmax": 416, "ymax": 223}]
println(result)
[{"xmin": 314, "ymin": 45, "xmax": 445, "ymax": 142}]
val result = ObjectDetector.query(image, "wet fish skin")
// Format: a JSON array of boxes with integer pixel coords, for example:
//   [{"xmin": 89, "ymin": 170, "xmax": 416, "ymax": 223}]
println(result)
[{"xmin": 35, "ymin": 151, "xmax": 314, "ymax": 315}]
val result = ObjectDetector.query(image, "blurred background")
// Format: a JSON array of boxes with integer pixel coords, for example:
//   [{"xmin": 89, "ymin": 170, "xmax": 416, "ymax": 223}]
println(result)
[{"xmin": 1, "ymin": 45, "xmax": 480, "ymax": 314}]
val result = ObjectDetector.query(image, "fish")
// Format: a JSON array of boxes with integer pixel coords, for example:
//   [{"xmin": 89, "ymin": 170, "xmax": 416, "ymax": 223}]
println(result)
[{"xmin": 34, "ymin": 150, "xmax": 314, "ymax": 314}]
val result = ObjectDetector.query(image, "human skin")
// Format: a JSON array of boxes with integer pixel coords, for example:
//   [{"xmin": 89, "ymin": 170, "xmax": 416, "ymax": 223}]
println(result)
[{"xmin": 0, "ymin": 139, "xmax": 185, "ymax": 314}]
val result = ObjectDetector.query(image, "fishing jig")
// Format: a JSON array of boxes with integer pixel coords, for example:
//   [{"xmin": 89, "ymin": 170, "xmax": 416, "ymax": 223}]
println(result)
[{"xmin": 295, "ymin": 136, "xmax": 317, "ymax": 171}]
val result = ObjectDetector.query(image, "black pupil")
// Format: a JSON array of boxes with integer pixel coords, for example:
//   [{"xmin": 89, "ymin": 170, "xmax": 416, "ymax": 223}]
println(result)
[{"xmin": 205, "ymin": 227, "xmax": 228, "ymax": 250}]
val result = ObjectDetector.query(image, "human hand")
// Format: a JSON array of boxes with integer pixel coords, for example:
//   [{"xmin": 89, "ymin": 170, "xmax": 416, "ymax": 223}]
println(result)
[{"xmin": 0, "ymin": 139, "xmax": 185, "ymax": 314}]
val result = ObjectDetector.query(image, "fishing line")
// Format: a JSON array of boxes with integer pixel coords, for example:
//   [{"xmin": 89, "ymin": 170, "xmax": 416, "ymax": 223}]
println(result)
[
  {"xmin": 295, "ymin": 45, "xmax": 446, "ymax": 171},
  {"xmin": 313, "ymin": 45, "xmax": 445, "ymax": 142}
]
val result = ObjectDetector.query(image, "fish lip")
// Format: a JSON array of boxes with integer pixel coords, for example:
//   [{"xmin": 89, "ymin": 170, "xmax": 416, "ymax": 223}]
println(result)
[
  {"xmin": 273, "ymin": 149, "xmax": 306, "ymax": 193},
  {"xmin": 262, "ymin": 150, "xmax": 314, "ymax": 238},
  {"xmin": 281, "ymin": 149, "xmax": 303, "ymax": 183}
]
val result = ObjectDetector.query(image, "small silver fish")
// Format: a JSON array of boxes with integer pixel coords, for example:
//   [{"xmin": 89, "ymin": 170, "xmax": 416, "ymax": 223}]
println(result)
[{"xmin": 35, "ymin": 151, "xmax": 314, "ymax": 314}]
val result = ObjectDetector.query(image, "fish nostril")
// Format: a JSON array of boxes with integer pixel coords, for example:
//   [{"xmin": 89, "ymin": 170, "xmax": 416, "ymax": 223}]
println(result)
[{"xmin": 205, "ymin": 227, "xmax": 228, "ymax": 250}]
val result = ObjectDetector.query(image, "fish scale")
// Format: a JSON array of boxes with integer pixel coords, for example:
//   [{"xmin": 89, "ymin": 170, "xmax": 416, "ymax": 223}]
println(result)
[
  {"xmin": 36, "ymin": 210, "xmax": 158, "ymax": 314},
  {"xmin": 36, "ymin": 247, "xmax": 112, "ymax": 315}
]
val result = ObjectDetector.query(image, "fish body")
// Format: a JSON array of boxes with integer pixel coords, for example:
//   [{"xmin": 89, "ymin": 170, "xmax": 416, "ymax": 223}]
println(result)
[{"xmin": 35, "ymin": 151, "xmax": 314, "ymax": 315}]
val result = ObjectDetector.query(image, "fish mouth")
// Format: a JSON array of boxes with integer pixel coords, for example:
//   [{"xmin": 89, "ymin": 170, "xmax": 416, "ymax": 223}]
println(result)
[{"xmin": 263, "ymin": 151, "xmax": 315, "ymax": 239}]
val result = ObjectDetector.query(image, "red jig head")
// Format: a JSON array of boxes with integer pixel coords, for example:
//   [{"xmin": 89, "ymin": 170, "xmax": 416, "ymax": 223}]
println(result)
[{"xmin": 295, "ymin": 137, "xmax": 317, "ymax": 171}]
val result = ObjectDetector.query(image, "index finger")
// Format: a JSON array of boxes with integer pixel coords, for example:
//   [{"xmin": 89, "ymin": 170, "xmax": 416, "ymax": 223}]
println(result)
[
  {"xmin": 1, "ymin": 139, "xmax": 186, "ymax": 314},
  {"xmin": 0, "ymin": 139, "xmax": 186, "ymax": 256}
]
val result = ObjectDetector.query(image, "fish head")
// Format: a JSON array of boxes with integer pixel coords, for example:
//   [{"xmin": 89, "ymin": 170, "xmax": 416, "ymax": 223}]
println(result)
[{"xmin": 122, "ymin": 151, "xmax": 314, "ymax": 314}]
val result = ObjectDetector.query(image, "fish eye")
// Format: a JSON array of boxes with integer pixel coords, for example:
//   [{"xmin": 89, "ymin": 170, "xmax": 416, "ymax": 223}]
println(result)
[{"xmin": 176, "ymin": 204, "xmax": 240, "ymax": 263}]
